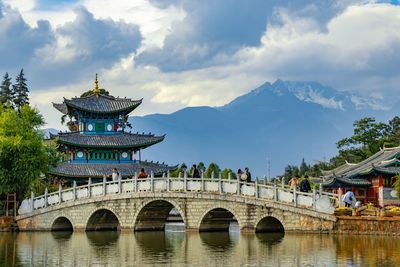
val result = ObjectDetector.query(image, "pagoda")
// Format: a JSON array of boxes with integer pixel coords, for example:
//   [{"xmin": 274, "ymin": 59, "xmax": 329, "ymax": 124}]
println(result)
[{"xmin": 49, "ymin": 75, "xmax": 175, "ymax": 182}]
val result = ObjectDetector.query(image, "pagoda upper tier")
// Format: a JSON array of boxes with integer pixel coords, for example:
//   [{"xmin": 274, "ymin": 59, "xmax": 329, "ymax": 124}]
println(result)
[
  {"xmin": 53, "ymin": 94, "xmax": 142, "ymax": 116},
  {"xmin": 54, "ymin": 131, "xmax": 164, "ymax": 149}
]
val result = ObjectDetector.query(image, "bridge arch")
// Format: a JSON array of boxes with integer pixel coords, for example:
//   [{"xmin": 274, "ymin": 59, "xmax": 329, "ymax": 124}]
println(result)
[
  {"xmin": 85, "ymin": 208, "xmax": 121, "ymax": 231},
  {"xmin": 133, "ymin": 199, "xmax": 186, "ymax": 231},
  {"xmin": 198, "ymin": 205, "xmax": 242, "ymax": 232},
  {"xmin": 51, "ymin": 216, "xmax": 74, "ymax": 231},
  {"xmin": 255, "ymin": 216, "xmax": 285, "ymax": 233}
]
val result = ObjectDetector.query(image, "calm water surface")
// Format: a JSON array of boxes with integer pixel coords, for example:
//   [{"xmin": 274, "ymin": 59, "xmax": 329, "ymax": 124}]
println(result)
[{"xmin": 1, "ymin": 228, "xmax": 400, "ymax": 266}]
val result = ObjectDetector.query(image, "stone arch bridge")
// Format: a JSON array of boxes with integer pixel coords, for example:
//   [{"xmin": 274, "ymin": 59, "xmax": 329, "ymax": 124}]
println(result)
[{"xmin": 16, "ymin": 175, "xmax": 338, "ymax": 233}]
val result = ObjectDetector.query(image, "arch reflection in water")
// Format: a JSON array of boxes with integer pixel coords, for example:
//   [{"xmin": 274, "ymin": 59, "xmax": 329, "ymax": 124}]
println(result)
[
  {"xmin": 51, "ymin": 217, "xmax": 73, "ymax": 232},
  {"xmin": 199, "ymin": 208, "xmax": 238, "ymax": 232},
  {"xmin": 199, "ymin": 232, "xmax": 237, "ymax": 252},
  {"xmin": 255, "ymin": 216, "xmax": 284, "ymax": 233},
  {"xmin": 134, "ymin": 200, "xmax": 184, "ymax": 231},
  {"xmin": 86, "ymin": 209, "xmax": 120, "ymax": 231}
]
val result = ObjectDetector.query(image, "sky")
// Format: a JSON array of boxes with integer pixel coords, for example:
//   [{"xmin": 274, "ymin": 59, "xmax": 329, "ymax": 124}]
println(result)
[{"xmin": 0, "ymin": 0, "xmax": 399, "ymax": 129}]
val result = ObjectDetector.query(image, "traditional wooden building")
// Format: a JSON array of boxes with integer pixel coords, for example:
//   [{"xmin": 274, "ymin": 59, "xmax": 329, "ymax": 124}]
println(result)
[
  {"xmin": 322, "ymin": 146, "xmax": 400, "ymax": 206},
  {"xmin": 49, "ymin": 75, "xmax": 175, "ymax": 182}
]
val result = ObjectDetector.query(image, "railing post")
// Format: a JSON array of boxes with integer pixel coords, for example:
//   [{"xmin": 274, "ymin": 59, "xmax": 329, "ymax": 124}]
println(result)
[
  {"xmin": 58, "ymin": 183, "xmax": 62, "ymax": 204},
  {"xmin": 218, "ymin": 173, "xmax": 222, "ymax": 194},
  {"xmin": 237, "ymin": 173, "xmax": 240, "ymax": 196},
  {"xmin": 319, "ymin": 183, "xmax": 323, "ymax": 196},
  {"xmin": 44, "ymin": 187, "xmax": 48, "ymax": 208},
  {"xmin": 73, "ymin": 181, "xmax": 77, "ymax": 200},
  {"xmin": 273, "ymin": 182, "xmax": 278, "ymax": 201},
  {"xmin": 312, "ymin": 188, "xmax": 317, "ymax": 210},
  {"xmin": 228, "ymin": 172, "xmax": 231, "ymax": 180},
  {"xmin": 118, "ymin": 175, "xmax": 122, "ymax": 194},
  {"xmin": 134, "ymin": 172, "xmax": 138, "ymax": 192},
  {"xmin": 281, "ymin": 177, "xmax": 285, "ymax": 189},
  {"xmin": 31, "ymin": 192, "xmax": 35, "ymax": 212},
  {"xmin": 167, "ymin": 171, "xmax": 170, "ymax": 192},
  {"xmin": 211, "ymin": 171, "xmax": 214, "ymax": 180},
  {"xmin": 151, "ymin": 171, "xmax": 154, "ymax": 192},
  {"xmin": 184, "ymin": 171, "xmax": 187, "ymax": 192},
  {"xmin": 103, "ymin": 176, "xmax": 106, "ymax": 196},
  {"xmin": 293, "ymin": 185, "xmax": 297, "ymax": 207},
  {"xmin": 255, "ymin": 178, "xmax": 258, "ymax": 198},
  {"xmin": 201, "ymin": 171, "xmax": 205, "ymax": 191},
  {"xmin": 338, "ymin": 187, "xmax": 342, "ymax": 208},
  {"xmin": 88, "ymin": 178, "xmax": 92, "ymax": 198}
]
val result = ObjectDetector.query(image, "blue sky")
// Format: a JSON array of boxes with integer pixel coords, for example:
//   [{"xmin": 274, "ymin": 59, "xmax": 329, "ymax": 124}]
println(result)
[{"xmin": 0, "ymin": 0, "xmax": 399, "ymax": 128}]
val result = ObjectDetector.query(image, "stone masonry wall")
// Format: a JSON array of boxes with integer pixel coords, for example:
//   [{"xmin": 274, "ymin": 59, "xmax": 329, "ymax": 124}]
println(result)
[{"xmin": 16, "ymin": 192, "xmax": 336, "ymax": 232}]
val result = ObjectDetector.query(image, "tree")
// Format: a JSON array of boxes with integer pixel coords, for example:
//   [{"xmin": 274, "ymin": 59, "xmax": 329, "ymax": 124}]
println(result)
[
  {"xmin": 0, "ymin": 105, "xmax": 60, "ymax": 198},
  {"xmin": 221, "ymin": 168, "xmax": 236, "ymax": 179},
  {"xmin": 299, "ymin": 158, "xmax": 309, "ymax": 176},
  {"xmin": 12, "ymin": 69, "xmax": 29, "ymax": 109},
  {"xmin": 0, "ymin": 73, "xmax": 13, "ymax": 107},
  {"xmin": 197, "ymin": 162, "xmax": 206, "ymax": 173},
  {"xmin": 81, "ymin": 88, "xmax": 110, "ymax": 97},
  {"xmin": 205, "ymin": 162, "xmax": 220, "ymax": 178}
]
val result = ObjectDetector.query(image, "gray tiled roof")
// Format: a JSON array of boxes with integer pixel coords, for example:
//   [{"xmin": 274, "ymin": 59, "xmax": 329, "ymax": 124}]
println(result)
[
  {"xmin": 48, "ymin": 161, "xmax": 177, "ymax": 178},
  {"xmin": 323, "ymin": 146, "xmax": 400, "ymax": 179},
  {"xmin": 54, "ymin": 132, "xmax": 164, "ymax": 149},
  {"xmin": 322, "ymin": 176, "xmax": 371, "ymax": 187},
  {"xmin": 53, "ymin": 103, "xmax": 68, "ymax": 114},
  {"xmin": 54, "ymin": 94, "xmax": 142, "ymax": 114}
]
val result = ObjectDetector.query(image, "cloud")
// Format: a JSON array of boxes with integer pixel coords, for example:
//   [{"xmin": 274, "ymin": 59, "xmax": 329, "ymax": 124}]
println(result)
[
  {"xmin": 136, "ymin": 0, "xmax": 366, "ymax": 72},
  {"xmin": 0, "ymin": 3, "xmax": 54, "ymax": 69}
]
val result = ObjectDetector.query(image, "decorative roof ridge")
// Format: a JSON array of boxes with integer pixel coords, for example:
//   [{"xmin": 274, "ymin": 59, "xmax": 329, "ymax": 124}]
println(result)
[
  {"xmin": 383, "ymin": 145, "xmax": 400, "ymax": 151},
  {"xmin": 380, "ymin": 158, "xmax": 400, "ymax": 165},
  {"xmin": 345, "ymin": 160, "xmax": 358, "ymax": 166}
]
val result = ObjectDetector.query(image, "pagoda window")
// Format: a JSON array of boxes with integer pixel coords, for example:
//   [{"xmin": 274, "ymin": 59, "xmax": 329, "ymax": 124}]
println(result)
[{"xmin": 95, "ymin": 122, "xmax": 105, "ymax": 132}]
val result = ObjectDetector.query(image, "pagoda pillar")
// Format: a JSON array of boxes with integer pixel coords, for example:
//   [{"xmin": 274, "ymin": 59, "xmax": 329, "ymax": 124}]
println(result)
[
  {"xmin": 85, "ymin": 150, "xmax": 88, "ymax": 163},
  {"xmin": 130, "ymin": 150, "xmax": 133, "ymax": 161},
  {"xmin": 139, "ymin": 149, "xmax": 142, "ymax": 162}
]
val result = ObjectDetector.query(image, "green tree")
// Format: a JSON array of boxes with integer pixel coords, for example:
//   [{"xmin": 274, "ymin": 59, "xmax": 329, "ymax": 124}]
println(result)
[
  {"xmin": 0, "ymin": 105, "xmax": 60, "ymax": 198},
  {"xmin": 221, "ymin": 168, "xmax": 236, "ymax": 179},
  {"xmin": 197, "ymin": 162, "xmax": 206, "ymax": 173},
  {"xmin": 205, "ymin": 162, "xmax": 220, "ymax": 178},
  {"xmin": 0, "ymin": 73, "xmax": 13, "ymax": 107},
  {"xmin": 299, "ymin": 158, "xmax": 309, "ymax": 176},
  {"xmin": 12, "ymin": 69, "xmax": 29, "ymax": 109},
  {"xmin": 80, "ymin": 88, "xmax": 110, "ymax": 97}
]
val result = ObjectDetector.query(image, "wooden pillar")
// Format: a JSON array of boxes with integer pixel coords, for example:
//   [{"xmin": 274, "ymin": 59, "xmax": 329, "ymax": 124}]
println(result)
[{"xmin": 139, "ymin": 149, "xmax": 142, "ymax": 162}]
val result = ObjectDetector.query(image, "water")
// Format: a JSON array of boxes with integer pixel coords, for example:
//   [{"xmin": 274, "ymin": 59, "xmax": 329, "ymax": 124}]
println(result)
[{"xmin": 1, "ymin": 229, "xmax": 400, "ymax": 266}]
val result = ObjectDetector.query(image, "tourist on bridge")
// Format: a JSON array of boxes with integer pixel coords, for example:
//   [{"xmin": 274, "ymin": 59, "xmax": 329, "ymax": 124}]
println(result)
[
  {"xmin": 191, "ymin": 164, "xmax": 200, "ymax": 178},
  {"xmin": 300, "ymin": 175, "xmax": 311, "ymax": 192},
  {"xmin": 245, "ymin": 167, "xmax": 252, "ymax": 182},
  {"xmin": 289, "ymin": 175, "xmax": 300, "ymax": 189},
  {"xmin": 138, "ymin": 168, "xmax": 148, "ymax": 178},
  {"xmin": 111, "ymin": 168, "xmax": 121, "ymax": 181},
  {"xmin": 237, "ymin": 169, "xmax": 244, "ymax": 180},
  {"xmin": 342, "ymin": 190, "xmax": 356, "ymax": 208}
]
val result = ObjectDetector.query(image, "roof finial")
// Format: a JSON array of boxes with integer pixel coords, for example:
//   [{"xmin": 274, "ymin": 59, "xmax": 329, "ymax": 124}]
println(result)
[{"xmin": 94, "ymin": 73, "xmax": 100, "ymax": 96}]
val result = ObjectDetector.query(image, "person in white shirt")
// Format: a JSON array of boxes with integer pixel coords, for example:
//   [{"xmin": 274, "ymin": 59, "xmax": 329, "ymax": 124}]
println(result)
[
  {"xmin": 111, "ymin": 168, "xmax": 120, "ymax": 181},
  {"xmin": 342, "ymin": 190, "xmax": 356, "ymax": 208}
]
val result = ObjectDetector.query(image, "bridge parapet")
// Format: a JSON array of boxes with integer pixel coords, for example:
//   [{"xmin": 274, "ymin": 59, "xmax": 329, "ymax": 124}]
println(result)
[{"xmin": 18, "ymin": 173, "xmax": 339, "ymax": 217}]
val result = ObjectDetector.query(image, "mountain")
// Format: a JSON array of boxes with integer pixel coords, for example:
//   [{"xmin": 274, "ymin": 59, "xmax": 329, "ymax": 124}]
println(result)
[{"xmin": 130, "ymin": 79, "xmax": 388, "ymax": 177}]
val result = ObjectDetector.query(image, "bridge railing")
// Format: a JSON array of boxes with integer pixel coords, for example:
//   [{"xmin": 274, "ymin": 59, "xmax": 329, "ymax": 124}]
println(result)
[{"xmin": 18, "ymin": 172, "xmax": 338, "ymax": 215}]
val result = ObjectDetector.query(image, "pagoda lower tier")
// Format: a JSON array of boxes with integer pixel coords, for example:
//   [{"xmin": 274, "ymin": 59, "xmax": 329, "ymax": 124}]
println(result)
[{"xmin": 48, "ymin": 161, "xmax": 176, "ymax": 179}]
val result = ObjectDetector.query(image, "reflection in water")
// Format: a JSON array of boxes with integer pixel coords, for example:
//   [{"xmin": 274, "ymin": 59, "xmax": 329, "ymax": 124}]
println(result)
[{"xmin": 0, "ymin": 231, "xmax": 400, "ymax": 266}]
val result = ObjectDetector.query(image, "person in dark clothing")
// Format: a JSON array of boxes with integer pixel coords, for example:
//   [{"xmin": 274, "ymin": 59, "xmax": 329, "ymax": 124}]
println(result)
[
  {"xmin": 245, "ymin": 167, "xmax": 252, "ymax": 183},
  {"xmin": 300, "ymin": 175, "xmax": 311, "ymax": 192},
  {"xmin": 191, "ymin": 164, "xmax": 200, "ymax": 178}
]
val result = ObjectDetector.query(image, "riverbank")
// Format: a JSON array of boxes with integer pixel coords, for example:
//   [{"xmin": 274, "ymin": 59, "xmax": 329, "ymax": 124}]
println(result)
[
  {"xmin": 333, "ymin": 216, "xmax": 400, "ymax": 235},
  {"xmin": 0, "ymin": 216, "xmax": 17, "ymax": 232}
]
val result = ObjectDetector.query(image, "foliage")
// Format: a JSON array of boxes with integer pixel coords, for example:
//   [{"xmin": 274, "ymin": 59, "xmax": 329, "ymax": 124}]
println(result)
[
  {"xmin": 0, "ymin": 73, "xmax": 13, "ymax": 107},
  {"xmin": 221, "ymin": 168, "xmax": 236, "ymax": 179},
  {"xmin": 0, "ymin": 106, "xmax": 60, "ymax": 198},
  {"xmin": 169, "ymin": 163, "xmax": 187, "ymax": 177},
  {"xmin": 12, "ymin": 69, "xmax": 29, "ymax": 109},
  {"xmin": 197, "ymin": 162, "xmax": 206, "ymax": 172},
  {"xmin": 205, "ymin": 162, "xmax": 220, "ymax": 178}
]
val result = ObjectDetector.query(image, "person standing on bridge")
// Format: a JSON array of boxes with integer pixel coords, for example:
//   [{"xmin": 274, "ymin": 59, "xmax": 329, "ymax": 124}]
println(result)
[
  {"xmin": 300, "ymin": 175, "xmax": 311, "ymax": 193},
  {"xmin": 191, "ymin": 164, "xmax": 200, "ymax": 178},
  {"xmin": 111, "ymin": 168, "xmax": 121, "ymax": 181},
  {"xmin": 138, "ymin": 168, "xmax": 148, "ymax": 178},
  {"xmin": 289, "ymin": 175, "xmax": 300, "ymax": 189},
  {"xmin": 245, "ymin": 167, "xmax": 252, "ymax": 182}
]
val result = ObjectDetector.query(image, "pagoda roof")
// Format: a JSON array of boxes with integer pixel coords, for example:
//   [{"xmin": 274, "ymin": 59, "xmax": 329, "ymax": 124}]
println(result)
[
  {"xmin": 322, "ymin": 146, "xmax": 400, "ymax": 180},
  {"xmin": 321, "ymin": 176, "xmax": 371, "ymax": 188},
  {"xmin": 52, "ymin": 131, "xmax": 165, "ymax": 149},
  {"xmin": 53, "ymin": 94, "xmax": 142, "ymax": 114},
  {"xmin": 48, "ymin": 161, "xmax": 177, "ymax": 178}
]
